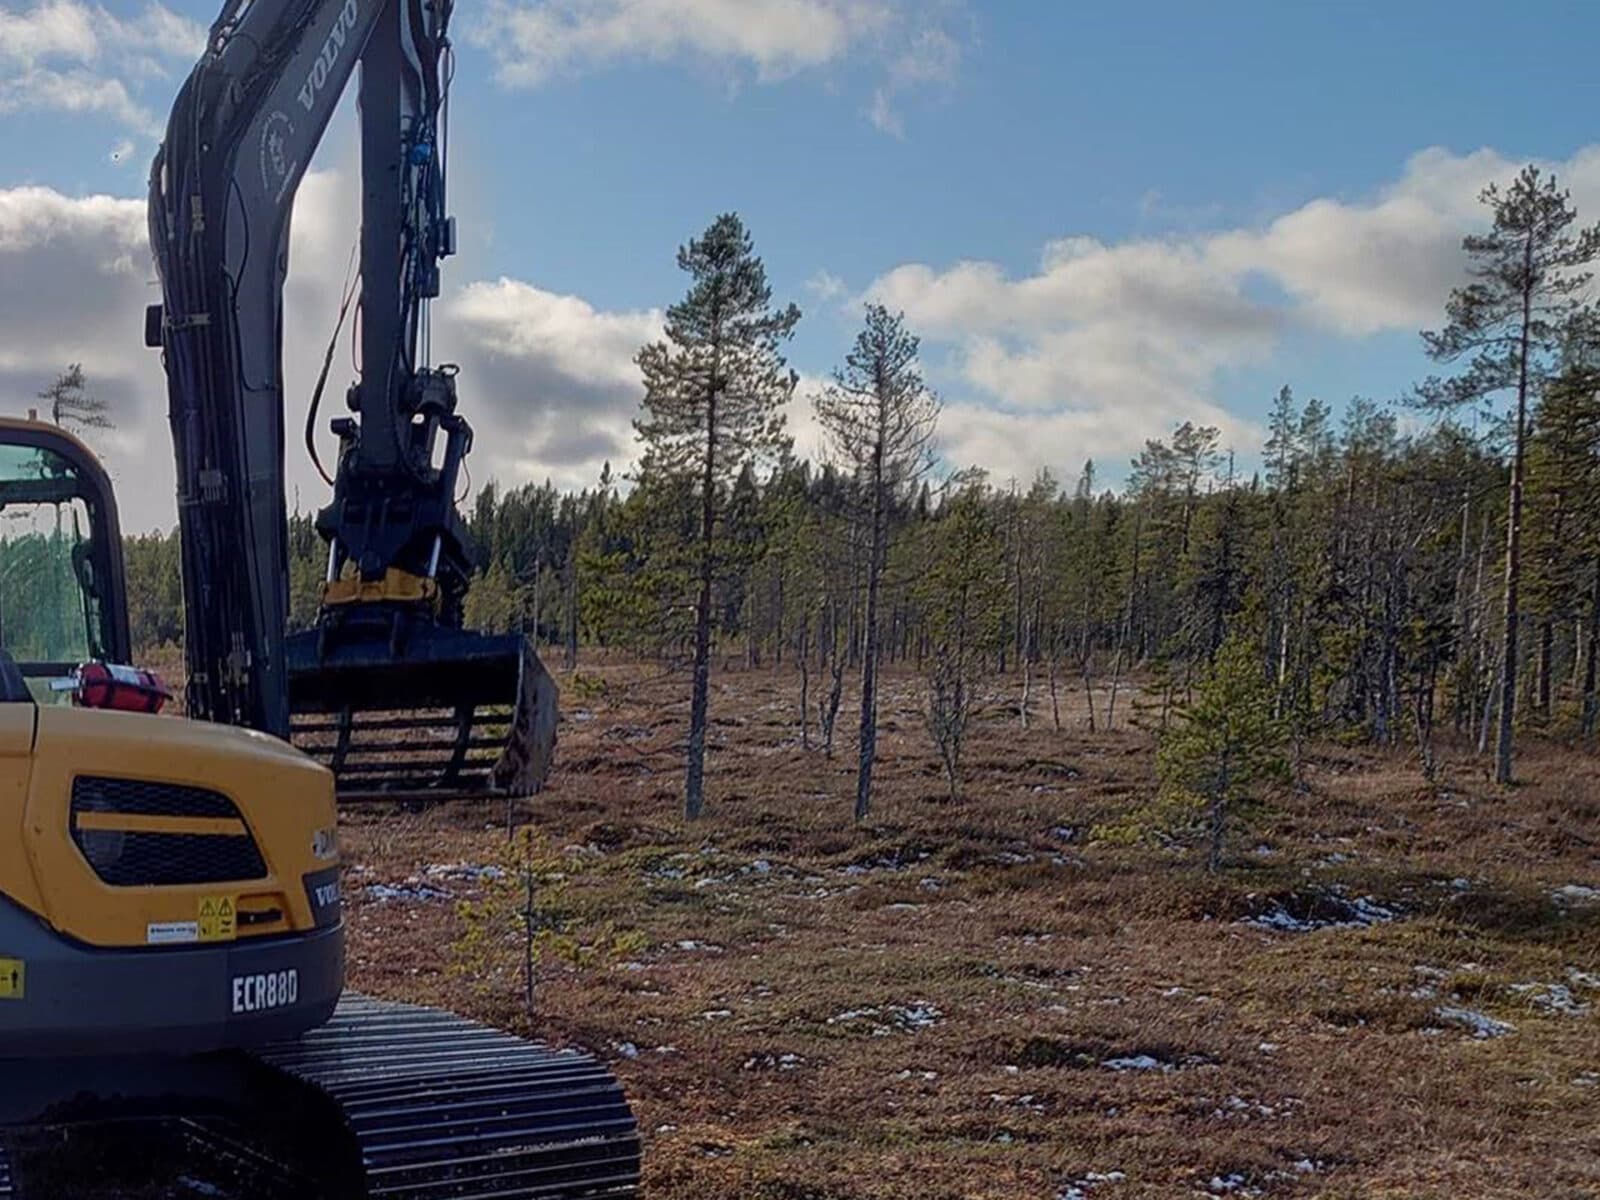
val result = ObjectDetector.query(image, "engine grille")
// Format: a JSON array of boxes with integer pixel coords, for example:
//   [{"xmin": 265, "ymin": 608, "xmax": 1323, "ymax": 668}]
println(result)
[
  {"xmin": 72, "ymin": 776, "xmax": 239, "ymax": 820},
  {"xmin": 70, "ymin": 776, "xmax": 268, "ymax": 888}
]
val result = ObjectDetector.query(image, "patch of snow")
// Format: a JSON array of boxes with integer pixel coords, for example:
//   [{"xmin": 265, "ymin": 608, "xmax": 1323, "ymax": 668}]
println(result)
[
  {"xmin": 1103, "ymin": 1055, "xmax": 1170, "ymax": 1073},
  {"xmin": 1552, "ymin": 884, "xmax": 1599, "ymax": 907},
  {"xmin": 895, "ymin": 1068, "xmax": 939, "ymax": 1081},
  {"xmin": 992, "ymin": 850, "xmax": 1036, "ymax": 865},
  {"xmin": 611, "ymin": 1041, "xmax": 640, "ymax": 1059},
  {"xmin": 1243, "ymin": 890, "xmax": 1399, "ymax": 933},
  {"xmin": 364, "ymin": 882, "xmax": 451, "ymax": 903},
  {"xmin": 1204, "ymin": 1174, "xmax": 1259, "ymax": 1196},
  {"xmin": 674, "ymin": 940, "xmax": 723, "ymax": 952},
  {"xmin": 828, "ymin": 1003, "xmax": 942, "ymax": 1036},
  {"xmin": 1257, "ymin": 1042, "xmax": 1281, "ymax": 1054},
  {"xmin": 1508, "ymin": 982, "xmax": 1591, "ymax": 1015},
  {"xmin": 743, "ymin": 1052, "xmax": 805, "ymax": 1071},
  {"xmin": 1435, "ymin": 1005, "xmax": 1515, "ymax": 1039},
  {"xmin": 700, "ymin": 1009, "xmax": 733, "ymax": 1021},
  {"xmin": 177, "ymin": 1179, "xmax": 227, "ymax": 1197}
]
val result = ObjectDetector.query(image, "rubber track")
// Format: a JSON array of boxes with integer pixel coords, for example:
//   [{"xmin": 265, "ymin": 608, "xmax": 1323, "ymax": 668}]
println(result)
[{"xmin": 251, "ymin": 994, "xmax": 640, "ymax": 1199}]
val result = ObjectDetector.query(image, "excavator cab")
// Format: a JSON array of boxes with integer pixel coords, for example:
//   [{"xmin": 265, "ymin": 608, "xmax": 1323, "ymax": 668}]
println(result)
[{"xmin": 0, "ymin": 419, "xmax": 128, "ymax": 698}]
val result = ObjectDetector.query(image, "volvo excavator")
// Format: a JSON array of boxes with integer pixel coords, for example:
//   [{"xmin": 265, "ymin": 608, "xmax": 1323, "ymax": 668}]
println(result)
[{"xmin": 0, "ymin": 0, "xmax": 640, "ymax": 1194}]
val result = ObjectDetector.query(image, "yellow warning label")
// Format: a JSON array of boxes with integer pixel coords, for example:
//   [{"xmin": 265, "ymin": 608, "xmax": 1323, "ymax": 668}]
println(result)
[
  {"xmin": 0, "ymin": 958, "xmax": 24, "ymax": 1000},
  {"xmin": 199, "ymin": 895, "xmax": 238, "ymax": 942}
]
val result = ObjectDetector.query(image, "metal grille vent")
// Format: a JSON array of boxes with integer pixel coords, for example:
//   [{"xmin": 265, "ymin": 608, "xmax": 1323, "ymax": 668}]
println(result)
[{"xmin": 70, "ymin": 776, "xmax": 268, "ymax": 888}]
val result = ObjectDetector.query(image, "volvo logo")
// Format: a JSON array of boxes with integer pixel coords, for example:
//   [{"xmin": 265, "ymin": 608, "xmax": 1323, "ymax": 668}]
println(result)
[{"xmin": 298, "ymin": 0, "xmax": 360, "ymax": 113}]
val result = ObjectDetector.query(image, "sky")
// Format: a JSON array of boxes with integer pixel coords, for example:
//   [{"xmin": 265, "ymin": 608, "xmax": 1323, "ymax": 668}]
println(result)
[{"xmin": 5, "ymin": 0, "xmax": 1600, "ymax": 532}]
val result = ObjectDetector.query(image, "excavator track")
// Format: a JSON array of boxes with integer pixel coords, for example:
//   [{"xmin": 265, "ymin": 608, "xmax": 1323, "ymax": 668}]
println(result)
[
  {"xmin": 4, "ymin": 996, "xmax": 639, "ymax": 1199},
  {"xmin": 250, "ymin": 994, "xmax": 641, "ymax": 1198}
]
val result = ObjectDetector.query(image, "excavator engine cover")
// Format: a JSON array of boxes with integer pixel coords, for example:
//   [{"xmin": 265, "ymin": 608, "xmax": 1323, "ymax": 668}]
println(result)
[{"xmin": 286, "ymin": 621, "xmax": 557, "ymax": 802}]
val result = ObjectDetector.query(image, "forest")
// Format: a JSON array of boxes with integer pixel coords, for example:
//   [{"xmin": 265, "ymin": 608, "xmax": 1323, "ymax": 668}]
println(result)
[{"xmin": 91, "ymin": 163, "xmax": 1597, "ymax": 840}]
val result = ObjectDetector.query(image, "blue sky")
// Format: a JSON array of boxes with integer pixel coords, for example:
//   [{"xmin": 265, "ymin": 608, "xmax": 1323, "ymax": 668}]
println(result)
[{"xmin": 4, "ymin": 0, "xmax": 1600, "ymax": 530}]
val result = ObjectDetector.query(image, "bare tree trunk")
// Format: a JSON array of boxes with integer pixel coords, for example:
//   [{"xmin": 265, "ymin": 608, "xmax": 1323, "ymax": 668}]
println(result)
[
  {"xmin": 1048, "ymin": 649, "xmax": 1061, "ymax": 732},
  {"xmin": 1538, "ymin": 618, "xmax": 1554, "ymax": 719},
  {"xmin": 1478, "ymin": 640, "xmax": 1503, "ymax": 758},
  {"xmin": 1495, "ymin": 237, "xmax": 1536, "ymax": 786},
  {"xmin": 684, "ymin": 393, "xmax": 718, "ymax": 822},
  {"xmin": 1082, "ymin": 651, "xmax": 1097, "ymax": 733},
  {"xmin": 1584, "ymin": 562, "xmax": 1600, "ymax": 748},
  {"xmin": 1020, "ymin": 648, "xmax": 1032, "ymax": 730},
  {"xmin": 798, "ymin": 615, "xmax": 811, "ymax": 751},
  {"xmin": 1108, "ymin": 507, "xmax": 1143, "ymax": 731},
  {"xmin": 822, "ymin": 648, "xmax": 845, "ymax": 759},
  {"xmin": 856, "ymin": 439, "xmax": 888, "ymax": 822},
  {"xmin": 564, "ymin": 559, "xmax": 578, "ymax": 671}
]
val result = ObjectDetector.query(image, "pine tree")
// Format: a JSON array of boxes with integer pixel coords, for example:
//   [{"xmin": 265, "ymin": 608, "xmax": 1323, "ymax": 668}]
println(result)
[
  {"xmin": 815, "ymin": 305, "xmax": 940, "ymax": 821},
  {"xmin": 634, "ymin": 214, "xmax": 799, "ymax": 820},
  {"xmin": 1416, "ymin": 165, "xmax": 1600, "ymax": 784},
  {"xmin": 1156, "ymin": 631, "xmax": 1289, "ymax": 872},
  {"xmin": 39, "ymin": 364, "xmax": 112, "ymax": 437}
]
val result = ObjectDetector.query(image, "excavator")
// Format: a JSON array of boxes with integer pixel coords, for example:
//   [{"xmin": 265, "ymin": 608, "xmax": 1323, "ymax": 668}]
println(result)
[{"xmin": 0, "ymin": 0, "xmax": 640, "ymax": 1194}]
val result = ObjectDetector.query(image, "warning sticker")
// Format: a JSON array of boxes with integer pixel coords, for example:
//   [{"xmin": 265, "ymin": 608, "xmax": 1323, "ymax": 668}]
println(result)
[
  {"xmin": 147, "ymin": 921, "xmax": 200, "ymax": 945},
  {"xmin": 0, "ymin": 958, "xmax": 24, "ymax": 999},
  {"xmin": 199, "ymin": 895, "xmax": 238, "ymax": 942}
]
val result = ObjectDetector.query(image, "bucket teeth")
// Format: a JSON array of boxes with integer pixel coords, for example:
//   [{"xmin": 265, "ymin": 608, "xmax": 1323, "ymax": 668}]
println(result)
[{"xmin": 286, "ymin": 628, "xmax": 558, "ymax": 802}]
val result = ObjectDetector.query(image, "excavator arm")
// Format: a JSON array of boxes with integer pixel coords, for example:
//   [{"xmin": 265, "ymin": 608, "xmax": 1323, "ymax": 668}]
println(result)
[{"xmin": 148, "ymin": 0, "xmax": 554, "ymax": 797}]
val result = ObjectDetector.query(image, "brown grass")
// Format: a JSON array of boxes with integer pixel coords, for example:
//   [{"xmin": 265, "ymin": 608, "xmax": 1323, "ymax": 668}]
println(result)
[{"xmin": 340, "ymin": 659, "xmax": 1600, "ymax": 1200}]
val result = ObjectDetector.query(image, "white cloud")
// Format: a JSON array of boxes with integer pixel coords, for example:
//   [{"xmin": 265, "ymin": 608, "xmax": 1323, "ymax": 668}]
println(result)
[
  {"xmin": 0, "ymin": 0, "xmax": 204, "ymax": 134},
  {"xmin": 861, "ymin": 144, "xmax": 1600, "ymax": 478},
  {"xmin": 474, "ymin": 0, "xmax": 963, "ymax": 134},
  {"xmin": 870, "ymin": 23, "xmax": 959, "ymax": 136},
  {"xmin": 0, "ymin": 173, "xmax": 664, "ymax": 528},
  {"xmin": 438, "ymin": 279, "xmax": 663, "ymax": 489}
]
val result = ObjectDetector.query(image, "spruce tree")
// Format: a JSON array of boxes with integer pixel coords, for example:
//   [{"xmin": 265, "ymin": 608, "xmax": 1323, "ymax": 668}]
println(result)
[
  {"xmin": 1416, "ymin": 165, "xmax": 1600, "ymax": 784},
  {"xmin": 635, "ymin": 214, "xmax": 799, "ymax": 820}
]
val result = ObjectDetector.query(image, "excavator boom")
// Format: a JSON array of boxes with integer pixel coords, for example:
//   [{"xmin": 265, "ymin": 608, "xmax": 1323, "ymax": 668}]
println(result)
[{"xmin": 147, "ymin": 0, "xmax": 556, "ymax": 800}]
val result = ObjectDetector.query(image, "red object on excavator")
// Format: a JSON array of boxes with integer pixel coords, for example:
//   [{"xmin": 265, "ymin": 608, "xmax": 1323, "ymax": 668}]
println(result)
[{"xmin": 73, "ymin": 662, "xmax": 172, "ymax": 714}]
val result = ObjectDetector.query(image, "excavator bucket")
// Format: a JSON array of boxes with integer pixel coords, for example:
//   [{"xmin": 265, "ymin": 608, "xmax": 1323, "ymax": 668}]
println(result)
[{"xmin": 285, "ymin": 626, "xmax": 558, "ymax": 803}]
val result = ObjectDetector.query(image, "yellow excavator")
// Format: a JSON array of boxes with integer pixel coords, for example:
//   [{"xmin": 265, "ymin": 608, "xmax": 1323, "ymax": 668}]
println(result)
[
  {"xmin": 0, "ymin": 0, "xmax": 638, "ymax": 1193},
  {"xmin": 0, "ymin": 417, "xmax": 638, "ymax": 1196}
]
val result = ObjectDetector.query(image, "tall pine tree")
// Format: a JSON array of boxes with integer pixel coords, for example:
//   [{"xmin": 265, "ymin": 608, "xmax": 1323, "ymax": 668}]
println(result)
[
  {"xmin": 1416, "ymin": 165, "xmax": 1600, "ymax": 784},
  {"xmin": 635, "ymin": 214, "xmax": 799, "ymax": 820},
  {"xmin": 815, "ymin": 305, "xmax": 940, "ymax": 821}
]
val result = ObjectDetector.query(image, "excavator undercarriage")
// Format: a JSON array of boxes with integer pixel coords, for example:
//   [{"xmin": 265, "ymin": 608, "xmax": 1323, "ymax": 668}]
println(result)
[{"xmin": 2, "ymin": 997, "xmax": 639, "ymax": 1199}]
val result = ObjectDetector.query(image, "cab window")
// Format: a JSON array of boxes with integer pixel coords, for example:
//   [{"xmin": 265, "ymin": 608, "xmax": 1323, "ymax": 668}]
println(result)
[{"xmin": 0, "ymin": 443, "xmax": 108, "ymax": 696}]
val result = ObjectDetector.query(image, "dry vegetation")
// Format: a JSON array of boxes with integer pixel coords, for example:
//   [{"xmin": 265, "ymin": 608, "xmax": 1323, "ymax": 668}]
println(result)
[{"xmin": 340, "ymin": 659, "xmax": 1600, "ymax": 1200}]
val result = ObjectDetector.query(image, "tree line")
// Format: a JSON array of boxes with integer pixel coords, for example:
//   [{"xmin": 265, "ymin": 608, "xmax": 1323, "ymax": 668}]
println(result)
[{"xmin": 112, "ymin": 164, "xmax": 1600, "ymax": 824}]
